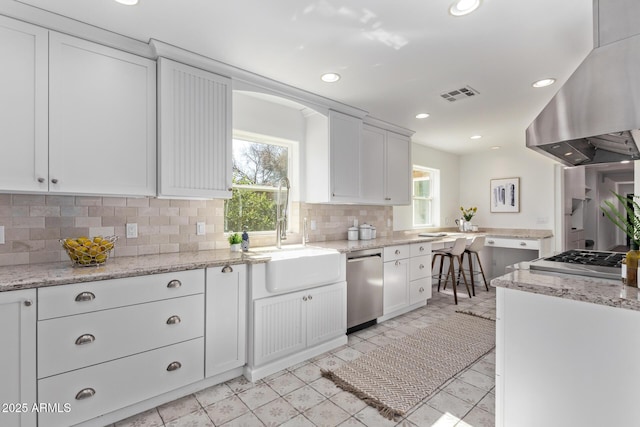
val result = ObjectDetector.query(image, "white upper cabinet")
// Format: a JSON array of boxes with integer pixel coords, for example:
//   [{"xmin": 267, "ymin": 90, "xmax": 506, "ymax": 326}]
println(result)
[
  {"xmin": 157, "ymin": 58, "xmax": 232, "ymax": 199},
  {"xmin": 329, "ymin": 111, "xmax": 362, "ymax": 201},
  {"xmin": 49, "ymin": 32, "xmax": 156, "ymax": 196},
  {"xmin": 361, "ymin": 123, "xmax": 412, "ymax": 205},
  {"xmin": 385, "ymin": 131, "xmax": 411, "ymax": 205},
  {"xmin": 0, "ymin": 16, "xmax": 48, "ymax": 193},
  {"xmin": 305, "ymin": 110, "xmax": 363, "ymax": 203}
]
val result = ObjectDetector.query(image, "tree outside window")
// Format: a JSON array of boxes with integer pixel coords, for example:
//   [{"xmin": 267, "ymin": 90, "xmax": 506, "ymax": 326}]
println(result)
[
  {"xmin": 413, "ymin": 166, "xmax": 438, "ymax": 227},
  {"xmin": 224, "ymin": 137, "xmax": 290, "ymax": 232}
]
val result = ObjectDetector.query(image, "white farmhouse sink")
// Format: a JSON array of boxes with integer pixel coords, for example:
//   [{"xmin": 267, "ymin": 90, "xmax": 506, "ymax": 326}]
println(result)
[{"xmin": 256, "ymin": 246, "xmax": 341, "ymax": 293}]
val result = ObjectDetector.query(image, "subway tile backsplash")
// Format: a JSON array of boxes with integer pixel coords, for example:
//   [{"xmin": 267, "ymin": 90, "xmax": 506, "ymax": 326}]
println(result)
[{"xmin": 0, "ymin": 195, "xmax": 393, "ymax": 267}]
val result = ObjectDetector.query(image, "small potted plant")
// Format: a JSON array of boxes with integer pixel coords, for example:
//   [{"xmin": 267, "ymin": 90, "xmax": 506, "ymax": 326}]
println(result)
[{"xmin": 228, "ymin": 232, "xmax": 242, "ymax": 252}]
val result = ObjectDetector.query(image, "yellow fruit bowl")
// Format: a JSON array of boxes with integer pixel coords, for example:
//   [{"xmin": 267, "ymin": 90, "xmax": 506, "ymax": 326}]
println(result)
[{"xmin": 60, "ymin": 236, "xmax": 118, "ymax": 267}]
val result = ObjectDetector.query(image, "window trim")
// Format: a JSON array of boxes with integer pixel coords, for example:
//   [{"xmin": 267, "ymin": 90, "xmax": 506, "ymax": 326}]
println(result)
[
  {"xmin": 226, "ymin": 130, "xmax": 298, "ymax": 234},
  {"xmin": 412, "ymin": 165, "xmax": 439, "ymax": 228}
]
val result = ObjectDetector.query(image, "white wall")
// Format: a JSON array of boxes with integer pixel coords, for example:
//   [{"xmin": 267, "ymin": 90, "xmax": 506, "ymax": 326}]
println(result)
[
  {"xmin": 459, "ymin": 145, "xmax": 557, "ymax": 231},
  {"xmin": 393, "ymin": 143, "xmax": 460, "ymax": 230},
  {"xmin": 233, "ymin": 91, "xmax": 305, "ymax": 143}
]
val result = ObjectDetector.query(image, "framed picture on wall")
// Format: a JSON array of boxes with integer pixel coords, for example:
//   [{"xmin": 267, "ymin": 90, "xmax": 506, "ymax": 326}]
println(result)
[{"xmin": 490, "ymin": 177, "xmax": 520, "ymax": 212}]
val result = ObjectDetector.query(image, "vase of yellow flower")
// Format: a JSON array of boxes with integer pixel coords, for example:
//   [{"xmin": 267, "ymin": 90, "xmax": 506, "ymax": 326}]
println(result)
[{"xmin": 459, "ymin": 206, "xmax": 477, "ymax": 232}]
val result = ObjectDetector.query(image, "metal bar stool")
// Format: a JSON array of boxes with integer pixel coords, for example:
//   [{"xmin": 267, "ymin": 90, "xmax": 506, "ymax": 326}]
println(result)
[
  {"xmin": 431, "ymin": 237, "xmax": 471, "ymax": 304},
  {"xmin": 460, "ymin": 235, "xmax": 489, "ymax": 296}
]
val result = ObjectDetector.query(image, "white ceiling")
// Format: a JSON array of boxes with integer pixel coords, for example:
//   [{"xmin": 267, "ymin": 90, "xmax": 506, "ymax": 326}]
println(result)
[{"xmin": 17, "ymin": 0, "xmax": 594, "ymax": 154}]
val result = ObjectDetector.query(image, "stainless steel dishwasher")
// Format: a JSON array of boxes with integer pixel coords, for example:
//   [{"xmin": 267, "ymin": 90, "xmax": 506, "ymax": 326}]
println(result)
[{"xmin": 346, "ymin": 248, "xmax": 383, "ymax": 334}]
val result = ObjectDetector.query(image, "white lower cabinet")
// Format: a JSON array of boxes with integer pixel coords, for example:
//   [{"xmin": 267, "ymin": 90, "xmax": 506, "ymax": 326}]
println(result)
[
  {"xmin": 36, "ymin": 270, "xmax": 206, "ymax": 426},
  {"xmin": 252, "ymin": 282, "xmax": 346, "ymax": 367},
  {"xmin": 0, "ymin": 289, "xmax": 37, "ymax": 427},
  {"xmin": 383, "ymin": 243, "xmax": 432, "ymax": 320},
  {"xmin": 205, "ymin": 264, "xmax": 247, "ymax": 378}
]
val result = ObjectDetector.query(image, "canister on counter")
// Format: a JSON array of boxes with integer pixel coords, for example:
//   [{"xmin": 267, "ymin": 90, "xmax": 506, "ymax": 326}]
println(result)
[
  {"xmin": 359, "ymin": 224, "xmax": 372, "ymax": 240},
  {"xmin": 348, "ymin": 227, "xmax": 359, "ymax": 241}
]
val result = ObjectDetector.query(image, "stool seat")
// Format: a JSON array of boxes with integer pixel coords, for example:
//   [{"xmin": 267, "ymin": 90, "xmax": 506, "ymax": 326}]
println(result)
[{"xmin": 431, "ymin": 237, "xmax": 471, "ymax": 304}]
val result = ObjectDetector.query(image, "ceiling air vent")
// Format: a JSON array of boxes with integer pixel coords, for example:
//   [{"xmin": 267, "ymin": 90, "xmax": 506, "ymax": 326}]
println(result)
[{"xmin": 440, "ymin": 85, "xmax": 479, "ymax": 102}]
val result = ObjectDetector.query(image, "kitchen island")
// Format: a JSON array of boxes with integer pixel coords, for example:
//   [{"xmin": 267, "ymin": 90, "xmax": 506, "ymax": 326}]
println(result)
[{"xmin": 492, "ymin": 265, "xmax": 640, "ymax": 427}]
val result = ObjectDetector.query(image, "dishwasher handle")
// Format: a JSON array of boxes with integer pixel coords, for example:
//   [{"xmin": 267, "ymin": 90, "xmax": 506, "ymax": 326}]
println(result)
[{"xmin": 347, "ymin": 253, "xmax": 382, "ymax": 262}]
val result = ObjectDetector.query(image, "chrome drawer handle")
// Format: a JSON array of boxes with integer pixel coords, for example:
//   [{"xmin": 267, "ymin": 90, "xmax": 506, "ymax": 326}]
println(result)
[
  {"xmin": 75, "ymin": 334, "xmax": 95, "ymax": 345},
  {"xmin": 385, "ymin": 197, "xmax": 391, "ymax": 201},
  {"xmin": 75, "ymin": 388, "xmax": 96, "ymax": 400},
  {"xmin": 75, "ymin": 292, "xmax": 95, "ymax": 302},
  {"xmin": 419, "ymin": 287, "xmax": 424, "ymax": 292},
  {"xmin": 395, "ymin": 249, "xmax": 400, "ymax": 255},
  {"xmin": 303, "ymin": 296, "xmax": 308, "ymax": 301},
  {"xmin": 51, "ymin": 178, "xmax": 58, "ymax": 184},
  {"xmin": 395, "ymin": 260, "xmax": 400, "ymax": 266},
  {"xmin": 419, "ymin": 246, "xmax": 425, "ymax": 252},
  {"xmin": 308, "ymin": 295, "xmax": 313, "ymax": 300},
  {"xmin": 487, "ymin": 240, "xmax": 495, "ymax": 244},
  {"xmin": 419, "ymin": 264, "xmax": 425, "ymax": 269},
  {"xmin": 37, "ymin": 177, "xmax": 45, "ymax": 183},
  {"xmin": 166, "ymin": 315, "xmax": 181, "ymax": 325},
  {"xmin": 167, "ymin": 361, "xmax": 182, "ymax": 372},
  {"xmin": 520, "ymin": 242, "xmax": 527, "ymax": 246},
  {"xmin": 167, "ymin": 279, "xmax": 182, "ymax": 289},
  {"xmin": 222, "ymin": 265, "xmax": 233, "ymax": 273},
  {"xmin": 24, "ymin": 300, "xmax": 33, "ymax": 307}
]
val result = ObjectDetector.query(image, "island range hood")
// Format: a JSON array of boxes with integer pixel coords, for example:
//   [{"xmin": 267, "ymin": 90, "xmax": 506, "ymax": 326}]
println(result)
[{"xmin": 526, "ymin": 0, "xmax": 640, "ymax": 166}]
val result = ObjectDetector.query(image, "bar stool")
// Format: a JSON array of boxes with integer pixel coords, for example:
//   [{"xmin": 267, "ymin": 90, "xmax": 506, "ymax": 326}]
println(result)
[
  {"xmin": 460, "ymin": 235, "xmax": 489, "ymax": 296},
  {"xmin": 431, "ymin": 237, "xmax": 471, "ymax": 304}
]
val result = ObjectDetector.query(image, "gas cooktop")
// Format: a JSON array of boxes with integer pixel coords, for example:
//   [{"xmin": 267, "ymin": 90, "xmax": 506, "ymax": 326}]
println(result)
[{"xmin": 529, "ymin": 249, "xmax": 625, "ymax": 280}]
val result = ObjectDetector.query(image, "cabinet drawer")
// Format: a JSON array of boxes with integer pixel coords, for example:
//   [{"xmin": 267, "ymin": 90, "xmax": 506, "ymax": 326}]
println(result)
[
  {"xmin": 485, "ymin": 237, "xmax": 540, "ymax": 250},
  {"xmin": 38, "ymin": 269, "xmax": 205, "ymax": 320},
  {"xmin": 384, "ymin": 244, "xmax": 409, "ymax": 261},
  {"xmin": 410, "ymin": 242, "xmax": 431, "ymax": 257},
  {"xmin": 410, "ymin": 278, "xmax": 431, "ymax": 305},
  {"xmin": 38, "ymin": 294, "xmax": 204, "ymax": 378},
  {"xmin": 38, "ymin": 338, "xmax": 204, "ymax": 427},
  {"xmin": 409, "ymin": 255, "xmax": 431, "ymax": 281}
]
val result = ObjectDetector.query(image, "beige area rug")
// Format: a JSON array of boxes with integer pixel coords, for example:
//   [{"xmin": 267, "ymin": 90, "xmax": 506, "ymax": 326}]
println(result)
[{"xmin": 322, "ymin": 312, "xmax": 495, "ymax": 419}]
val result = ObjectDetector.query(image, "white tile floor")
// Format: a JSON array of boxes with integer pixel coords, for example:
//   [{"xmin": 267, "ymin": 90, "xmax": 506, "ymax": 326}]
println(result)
[{"xmin": 111, "ymin": 284, "xmax": 496, "ymax": 427}]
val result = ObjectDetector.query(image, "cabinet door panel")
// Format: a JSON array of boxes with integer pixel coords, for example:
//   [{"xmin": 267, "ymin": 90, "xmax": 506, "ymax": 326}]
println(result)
[
  {"xmin": 253, "ymin": 292, "xmax": 306, "ymax": 366},
  {"xmin": 385, "ymin": 132, "xmax": 411, "ymax": 205},
  {"xmin": 383, "ymin": 259, "xmax": 408, "ymax": 315},
  {"xmin": 330, "ymin": 111, "xmax": 361, "ymax": 200},
  {"xmin": 158, "ymin": 58, "xmax": 232, "ymax": 198},
  {"xmin": 205, "ymin": 264, "xmax": 247, "ymax": 377},
  {"xmin": 0, "ymin": 16, "xmax": 48, "ymax": 193},
  {"xmin": 306, "ymin": 282, "xmax": 346, "ymax": 347},
  {"xmin": 360, "ymin": 125, "xmax": 385, "ymax": 202},
  {"xmin": 49, "ymin": 32, "xmax": 156, "ymax": 196},
  {"xmin": 0, "ymin": 290, "xmax": 37, "ymax": 427}
]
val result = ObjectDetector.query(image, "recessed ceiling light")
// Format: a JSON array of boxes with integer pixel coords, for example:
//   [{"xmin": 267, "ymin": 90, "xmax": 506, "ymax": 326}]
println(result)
[
  {"xmin": 470, "ymin": 135, "xmax": 482, "ymax": 140},
  {"xmin": 449, "ymin": 0, "xmax": 481, "ymax": 16},
  {"xmin": 532, "ymin": 78, "xmax": 556, "ymax": 88},
  {"xmin": 321, "ymin": 73, "xmax": 341, "ymax": 83},
  {"xmin": 491, "ymin": 146, "xmax": 501, "ymax": 150},
  {"xmin": 415, "ymin": 113, "xmax": 430, "ymax": 119},
  {"xmin": 115, "ymin": 0, "xmax": 138, "ymax": 5},
  {"xmin": 621, "ymin": 160, "xmax": 631, "ymax": 164},
  {"xmin": 564, "ymin": 152, "xmax": 573, "ymax": 156}
]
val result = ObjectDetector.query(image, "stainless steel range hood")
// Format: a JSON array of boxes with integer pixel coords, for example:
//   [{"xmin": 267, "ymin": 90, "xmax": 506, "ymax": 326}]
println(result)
[{"xmin": 526, "ymin": 0, "xmax": 640, "ymax": 166}]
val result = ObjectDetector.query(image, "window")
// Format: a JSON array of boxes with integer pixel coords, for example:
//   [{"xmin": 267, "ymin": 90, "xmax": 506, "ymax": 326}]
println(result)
[
  {"xmin": 224, "ymin": 133, "xmax": 293, "ymax": 233},
  {"xmin": 413, "ymin": 166, "xmax": 439, "ymax": 227}
]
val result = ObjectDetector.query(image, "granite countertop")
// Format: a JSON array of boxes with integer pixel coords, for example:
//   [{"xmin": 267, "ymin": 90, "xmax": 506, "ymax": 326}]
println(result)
[
  {"xmin": 0, "ymin": 228, "xmax": 553, "ymax": 293},
  {"xmin": 0, "ymin": 249, "xmax": 269, "ymax": 292},
  {"xmin": 491, "ymin": 262, "xmax": 640, "ymax": 312}
]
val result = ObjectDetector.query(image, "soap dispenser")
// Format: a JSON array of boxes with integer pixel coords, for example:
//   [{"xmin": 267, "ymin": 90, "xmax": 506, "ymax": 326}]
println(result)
[{"xmin": 241, "ymin": 230, "xmax": 250, "ymax": 252}]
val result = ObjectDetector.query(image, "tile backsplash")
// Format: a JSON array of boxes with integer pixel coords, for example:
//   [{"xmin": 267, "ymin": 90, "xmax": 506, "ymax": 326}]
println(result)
[{"xmin": 0, "ymin": 194, "xmax": 393, "ymax": 267}]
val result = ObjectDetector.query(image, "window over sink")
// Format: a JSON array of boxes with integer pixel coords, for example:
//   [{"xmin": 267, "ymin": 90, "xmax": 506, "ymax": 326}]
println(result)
[
  {"xmin": 224, "ymin": 132, "xmax": 295, "ymax": 233},
  {"xmin": 413, "ymin": 166, "xmax": 439, "ymax": 227}
]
